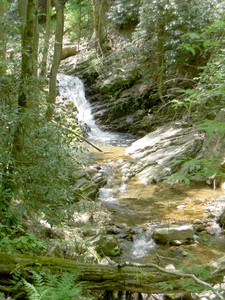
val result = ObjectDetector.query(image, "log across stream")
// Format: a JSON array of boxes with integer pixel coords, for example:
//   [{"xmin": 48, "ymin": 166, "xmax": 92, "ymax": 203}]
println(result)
[{"xmin": 0, "ymin": 252, "xmax": 224, "ymax": 297}]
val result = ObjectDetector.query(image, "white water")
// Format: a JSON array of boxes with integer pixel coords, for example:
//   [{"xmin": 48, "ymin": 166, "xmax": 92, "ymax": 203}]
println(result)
[
  {"xmin": 57, "ymin": 74, "xmax": 135, "ymax": 146},
  {"xmin": 57, "ymin": 73, "xmax": 156, "ymax": 259}
]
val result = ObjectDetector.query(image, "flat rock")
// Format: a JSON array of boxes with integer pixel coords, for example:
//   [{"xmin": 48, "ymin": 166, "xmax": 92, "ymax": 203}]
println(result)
[
  {"xmin": 122, "ymin": 123, "xmax": 203, "ymax": 184},
  {"xmin": 152, "ymin": 224, "xmax": 194, "ymax": 244}
]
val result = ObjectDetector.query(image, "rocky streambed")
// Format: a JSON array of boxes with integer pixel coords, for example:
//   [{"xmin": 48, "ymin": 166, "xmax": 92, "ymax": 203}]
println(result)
[
  {"xmin": 42, "ymin": 121, "xmax": 225, "ymax": 266},
  {"xmin": 38, "ymin": 72, "xmax": 225, "ymax": 298}
]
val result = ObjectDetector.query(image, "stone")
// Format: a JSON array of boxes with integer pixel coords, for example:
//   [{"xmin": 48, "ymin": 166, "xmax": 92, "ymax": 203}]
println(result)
[
  {"xmin": 152, "ymin": 224, "xmax": 194, "ymax": 244},
  {"xmin": 193, "ymin": 219, "xmax": 203, "ymax": 224},
  {"xmin": 92, "ymin": 235, "xmax": 121, "ymax": 257},
  {"xmin": 122, "ymin": 123, "xmax": 203, "ymax": 184}
]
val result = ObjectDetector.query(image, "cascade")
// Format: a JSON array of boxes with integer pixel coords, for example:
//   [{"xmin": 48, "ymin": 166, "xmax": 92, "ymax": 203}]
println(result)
[
  {"xmin": 57, "ymin": 73, "xmax": 135, "ymax": 146},
  {"xmin": 56, "ymin": 74, "xmax": 225, "ymax": 300},
  {"xmin": 57, "ymin": 73, "xmax": 156, "ymax": 260}
]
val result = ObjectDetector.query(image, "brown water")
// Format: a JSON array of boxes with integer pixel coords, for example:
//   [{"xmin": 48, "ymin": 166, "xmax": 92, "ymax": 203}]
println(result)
[{"xmin": 90, "ymin": 144, "xmax": 225, "ymax": 265}]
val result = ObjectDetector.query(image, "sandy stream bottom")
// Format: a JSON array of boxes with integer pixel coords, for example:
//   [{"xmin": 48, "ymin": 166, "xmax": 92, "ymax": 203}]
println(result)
[{"xmin": 90, "ymin": 144, "xmax": 225, "ymax": 266}]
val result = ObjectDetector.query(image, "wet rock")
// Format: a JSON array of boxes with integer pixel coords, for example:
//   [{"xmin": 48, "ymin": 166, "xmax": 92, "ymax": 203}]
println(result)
[
  {"xmin": 174, "ymin": 293, "xmax": 199, "ymax": 300},
  {"xmin": 91, "ymin": 235, "xmax": 121, "ymax": 257},
  {"xmin": 92, "ymin": 172, "xmax": 107, "ymax": 187},
  {"xmin": 81, "ymin": 226, "xmax": 101, "ymax": 237},
  {"xmin": 152, "ymin": 224, "xmax": 195, "ymax": 244},
  {"xmin": 193, "ymin": 219, "xmax": 205, "ymax": 233},
  {"xmin": 193, "ymin": 219, "xmax": 203, "ymax": 225}
]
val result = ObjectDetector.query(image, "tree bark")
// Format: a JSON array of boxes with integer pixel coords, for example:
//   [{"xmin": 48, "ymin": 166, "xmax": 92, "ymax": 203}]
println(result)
[
  {"xmin": 46, "ymin": 0, "xmax": 64, "ymax": 121},
  {"xmin": 12, "ymin": 0, "xmax": 38, "ymax": 161},
  {"xmin": 156, "ymin": 0, "xmax": 168, "ymax": 103},
  {"xmin": 92, "ymin": 0, "xmax": 107, "ymax": 55},
  {"xmin": 40, "ymin": 0, "xmax": 51, "ymax": 77},
  {"xmin": 0, "ymin": 252, "xmax": 223, "ymax": 296},
  {"xmin": 0, "ymin": 0, "xmax": 7, "ymax": 75}
]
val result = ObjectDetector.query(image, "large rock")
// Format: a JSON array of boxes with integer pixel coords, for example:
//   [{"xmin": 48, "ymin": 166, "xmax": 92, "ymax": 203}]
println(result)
[
  {"xmin": 152, "ymin": 224, "xmax": 195, "ymax": 244},
  {"xmin": 122, "ymin": 123, "xmax": 203, "ymax": 184},
  {"xmin": 91, "ymin": 235, "xmax": 121, "ymax": 257}
]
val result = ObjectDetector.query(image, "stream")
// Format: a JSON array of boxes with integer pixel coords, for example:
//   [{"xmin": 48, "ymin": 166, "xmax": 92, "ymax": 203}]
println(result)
[{"xmin": 57, "ymin": 73, "xmax": 225, "ymax": 299}]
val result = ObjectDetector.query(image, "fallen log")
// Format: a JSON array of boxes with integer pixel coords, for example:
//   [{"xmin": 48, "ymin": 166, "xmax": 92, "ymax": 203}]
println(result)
[
  {"xmin": 0, "ymin": 252, "xmax": 224, "ymax": 297},
  {"xmin": 61, "ymin": 47, "xmax": 79, "ymax": 60}
]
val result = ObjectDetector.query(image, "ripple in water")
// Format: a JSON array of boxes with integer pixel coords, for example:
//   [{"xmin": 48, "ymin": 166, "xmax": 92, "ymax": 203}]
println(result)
[{"xmin": 131, "ymin": 228, "xmax": 156, "ymax": 258}]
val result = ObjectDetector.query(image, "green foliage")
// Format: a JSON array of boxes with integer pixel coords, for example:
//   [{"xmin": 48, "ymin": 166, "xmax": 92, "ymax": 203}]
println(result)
[
  {"xmin": 21, "ymin": 271, "xmax": 91, "ymax": 300},
  {"xmin": 108, "ymin": 0, "xmax": 140, "ymax": 28},
  {"xmin": 0, "ymin": 224, "xmax": 46, "ymax": 254},
  {"xmin": 166, "ymin": 156, "xmax": 224, "ymax": 185},
  {"xmin": 132, "ymin": 0, "xmax": 222, "ymax": 84},
  {"xmin": 0, "ymin": 74, "xmax": 94, "ymax": 226},
  {"xmin": 64, "ymin": 0, "xmax": 93, "ymax": 41}
]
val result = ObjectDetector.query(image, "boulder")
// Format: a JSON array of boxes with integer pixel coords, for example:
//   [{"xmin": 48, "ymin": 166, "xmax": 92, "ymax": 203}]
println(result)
[
  {"xmin": 91, "ymin": 235, "xmax": 121, "ymax": 257},
  {"xmin": 122, "ymin": 123, "xmax": 203, "ymax": 184},
  {"xmin": 152, "ymin": 224, "xmax": 195, "ymax": 244}
]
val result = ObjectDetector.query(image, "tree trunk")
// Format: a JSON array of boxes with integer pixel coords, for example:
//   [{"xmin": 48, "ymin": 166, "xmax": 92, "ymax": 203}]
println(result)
[
  {"xmin": 12, "ymin": 0, "xmax": 38, "ymax": 162},
  {"xmin": 155, "ymin": 0, "xmax": 169, "ymax": 103},
  {"xmin": 0, "ymin": 0, "xmax": 7, "ymax": 75},
  {"xmin": 40, "ymin": 0, "xmax": 51, "ymax": 77},
  {"xmin": 46, "ymin": 0, "xmax": 64, "ymax": 121},
  {"xmin": 92, "ymin": 0, "xmax": 107, "ymax": 55},
  {"xmin": 33, "ymin": 0, "xmax": 39, "ymax": 77},
  {"xmin": 18, "ymin": 0, "xmax": 28, "ymax": 36},
  {"xmin": 0, "ymin": 252, "xmax": 223, "ymax": 297}
]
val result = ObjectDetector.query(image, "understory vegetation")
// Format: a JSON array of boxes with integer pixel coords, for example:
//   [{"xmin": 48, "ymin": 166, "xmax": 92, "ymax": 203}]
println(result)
[{"xmin": 1, "ymin": 0, "xmax": 225, "ymax": 299}]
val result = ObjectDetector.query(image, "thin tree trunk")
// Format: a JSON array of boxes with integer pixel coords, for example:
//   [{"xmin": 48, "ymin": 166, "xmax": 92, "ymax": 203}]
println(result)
[
  {"xmin": 33, "ymin": 0, "xmax": 39, "ymax": 77},
  {"xmin": 40, "ymin": 0, "xmax": 51, "ymax": 77},
  {"xmin": 46, "ymin": 0, "xmax": 64, "ymax": 121},
  {"xmin": 156, "ymin": 0, "xmax": 168, "ymax": 103},
  {"xmin": 0, "ymin": 0, "xmax": 7, "ymax": 75}
]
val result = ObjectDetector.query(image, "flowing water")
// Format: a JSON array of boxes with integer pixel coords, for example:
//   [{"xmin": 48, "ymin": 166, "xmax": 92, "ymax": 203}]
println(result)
[
  {"xmin": 57, "ymin": 74, "xmax": 225, "ymax": 290},
  {"xmin": 57, "ymin": 74, "xmax": 135, "ymax": 146}
]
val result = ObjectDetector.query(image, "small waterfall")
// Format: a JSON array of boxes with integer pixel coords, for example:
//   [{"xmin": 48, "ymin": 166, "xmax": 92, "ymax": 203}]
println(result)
[{"xmin": 57, "ymin": 74, "xmax": 135, "ymax": 146}]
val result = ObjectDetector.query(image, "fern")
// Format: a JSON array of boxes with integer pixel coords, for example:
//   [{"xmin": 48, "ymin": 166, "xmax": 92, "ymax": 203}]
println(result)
[
  {"xmin": 22, "ymin": 271, "xmax": 91, "ymax": 300},
  {"xmin": 22, "ymin": 279, "xmax": 40, "ymax": 300}
]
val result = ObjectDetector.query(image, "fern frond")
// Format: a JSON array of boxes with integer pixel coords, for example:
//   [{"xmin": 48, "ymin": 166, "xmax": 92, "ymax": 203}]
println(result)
[
  {"xmin": 22, "ymin": 279, "xmax": 40, "ymax": 300},
  {"xmin": 31, "ymin": 271, "xmax": 45, "ymax": 288}
]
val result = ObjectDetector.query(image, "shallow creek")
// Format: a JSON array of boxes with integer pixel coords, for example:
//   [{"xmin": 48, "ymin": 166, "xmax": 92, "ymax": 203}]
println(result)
[
  {"xmin": 58, "ymin": 73, "xmax": 225, "ymax": 269},
  {"xmin": 90, "ymin": 144, "xmax": 225, "ymax": 267}
]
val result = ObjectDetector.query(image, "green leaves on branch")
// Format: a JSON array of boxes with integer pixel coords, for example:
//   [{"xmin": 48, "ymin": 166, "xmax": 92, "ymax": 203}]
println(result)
[
  {"xmin": 181, "ymin": 20, "xmax": 225, "ymax": 55},
  {"xmin": 166, "ymin": 156, "xmax": 224, "ymax": 186}
]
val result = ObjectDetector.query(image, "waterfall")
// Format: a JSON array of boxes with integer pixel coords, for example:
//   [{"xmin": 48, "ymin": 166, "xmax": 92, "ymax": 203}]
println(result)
[{"xmin": 57, "ymin": 73, "xmax": 135, "ymax": 146}]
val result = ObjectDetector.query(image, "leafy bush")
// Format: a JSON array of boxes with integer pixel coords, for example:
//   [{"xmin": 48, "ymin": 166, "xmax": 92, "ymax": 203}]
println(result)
[
  {"xmin": 0, "ymin": 224, "xmax": 46, "ymax": 254},
  {"xmin": 108, "ymin": 0, "xmax": 140, "ymax": 29}
]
